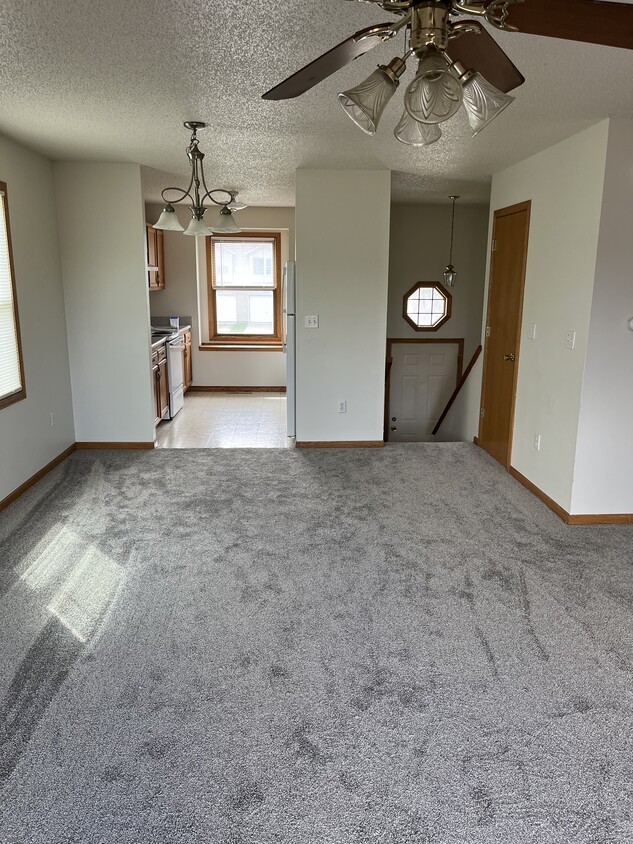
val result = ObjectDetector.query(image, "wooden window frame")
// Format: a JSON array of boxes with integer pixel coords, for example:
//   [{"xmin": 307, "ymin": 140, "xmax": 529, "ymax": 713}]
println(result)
[
  {"xmin": 205, "ymin": 231, "xmax": 282, "ymax": 349},
  {"xmin": 402, "ymin": 281, "xmax": 452, "ymax": 332},
  {"xmin": 0, "ymin": 181, "xmax": 26, "ymax": 410}
]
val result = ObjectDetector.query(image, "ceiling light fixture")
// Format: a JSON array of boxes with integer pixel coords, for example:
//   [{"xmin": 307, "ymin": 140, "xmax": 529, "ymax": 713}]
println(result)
[
  {"xmin": 443, "ymin": 195, "xmax": 460, "ymax": 287},
  {"xmin": 153, "ymin": 122, "xmax": 242, "ymax": 237},
  {"xmin": 263, "ymin": 1, "xmax": 528, "ymax": 148}
]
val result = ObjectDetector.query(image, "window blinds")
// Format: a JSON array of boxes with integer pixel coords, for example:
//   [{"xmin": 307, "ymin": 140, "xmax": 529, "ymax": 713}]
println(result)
[{"xmin": 0, "ymin": 190, "xmax": 22, "ymax": 401}]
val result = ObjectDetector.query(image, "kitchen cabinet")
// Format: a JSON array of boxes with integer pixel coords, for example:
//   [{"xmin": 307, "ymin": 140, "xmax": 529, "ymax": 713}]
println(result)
[
  {"xmin": 146, "ymin": 225, "xmax": 165, "ymax": 291},
  {"xmin": 182, "ymin": 329, "xmax": 192, "ymax": 392},
  {"xmin": 152, "ymin": 343, "xmax": 170, "ymax": 424}
]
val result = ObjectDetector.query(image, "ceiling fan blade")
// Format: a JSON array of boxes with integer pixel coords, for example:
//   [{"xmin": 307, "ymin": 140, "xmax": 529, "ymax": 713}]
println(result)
[
  {"xmin": 262, "ymin": 23, "xmax": 396, "ymax": 100},
  {"xmin": 446, "ymin": 22, "xmax": 525, "ymax": 93},
  {"xmin": 505, "ymin": 0, "xmax": 633, "ymax": 50}
]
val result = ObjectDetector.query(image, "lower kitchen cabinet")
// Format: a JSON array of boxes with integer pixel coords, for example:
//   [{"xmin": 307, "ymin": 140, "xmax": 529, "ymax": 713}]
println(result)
[{"xmin": 152, "ymin": 344, "xmax": 170, "ymax": 424}]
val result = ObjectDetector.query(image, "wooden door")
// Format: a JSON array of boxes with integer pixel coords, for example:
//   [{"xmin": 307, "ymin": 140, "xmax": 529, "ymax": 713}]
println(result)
[
  {"xmin": 479, "ymin": 201, "xmax": 531, "ymax": 468},
  {"xmin": 388, "ymin": 342, "xmax": 460, "ymax": 441}
]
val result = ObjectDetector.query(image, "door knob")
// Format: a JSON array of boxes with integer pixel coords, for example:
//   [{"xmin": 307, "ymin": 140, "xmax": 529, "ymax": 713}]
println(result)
[{"xmin": 503, "ymin": 353, "xmax": 516, "ymax": 362}]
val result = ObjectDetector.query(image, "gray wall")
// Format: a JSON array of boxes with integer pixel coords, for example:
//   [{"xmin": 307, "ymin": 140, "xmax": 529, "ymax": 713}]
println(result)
[{"xmin": 387, "ymin": 203, "xmax": 489, "ymax": 363}]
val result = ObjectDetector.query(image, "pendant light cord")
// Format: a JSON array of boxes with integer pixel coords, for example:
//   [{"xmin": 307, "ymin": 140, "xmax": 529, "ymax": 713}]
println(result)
[{"xmin": 448, "ymin": 195, "xmax": 458, "ymax": 266}]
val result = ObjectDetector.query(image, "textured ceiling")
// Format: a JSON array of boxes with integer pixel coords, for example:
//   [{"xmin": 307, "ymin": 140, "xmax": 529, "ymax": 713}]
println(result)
[{"xmin": 1, "ymin": 0, "xmax": 633, "ymax": 206}]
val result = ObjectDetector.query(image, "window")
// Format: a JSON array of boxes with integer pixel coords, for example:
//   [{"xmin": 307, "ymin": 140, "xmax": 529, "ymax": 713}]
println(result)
[
  {"xmin": 403, "ymin": 282, "xmax": 452, "ymax": 331},
  {"xmin": 206, "ymin": 232, "xmax": 282, "ymax": 346},
  {"xmin": 0, "ymin": 182, "xmax": 25, "ymax": 409}
]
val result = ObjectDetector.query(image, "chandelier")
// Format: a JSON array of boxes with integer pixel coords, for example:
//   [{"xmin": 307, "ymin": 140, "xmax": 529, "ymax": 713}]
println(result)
[
  {"xmin": 443, "ymin": 195, "xmax": 459, "ymax": 287},
  {"xmin": 153, "ymin": 122, "xmax": 242, "ymax": 236}
]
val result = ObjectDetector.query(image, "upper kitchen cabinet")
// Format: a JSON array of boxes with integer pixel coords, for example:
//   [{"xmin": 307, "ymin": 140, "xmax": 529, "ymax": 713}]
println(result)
[{"xmin": 146, "ymin": 224, "xmax": 164, "ymax": 291}]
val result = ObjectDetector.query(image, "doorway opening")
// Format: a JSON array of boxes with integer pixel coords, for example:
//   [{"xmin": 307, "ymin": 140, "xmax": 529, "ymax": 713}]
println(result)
[
  {"xmin": 385, "ymin": 338, "xmax": 464, "ymax": 442},
  {"xmin": 155, "ymin": 390, "xmax": 288, "ymax": 449}
]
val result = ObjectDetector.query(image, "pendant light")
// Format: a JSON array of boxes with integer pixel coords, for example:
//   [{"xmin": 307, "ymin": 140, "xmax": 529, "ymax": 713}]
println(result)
[
  {"xmin": 153, "ymin": 122, "xmax": 242, "ymax": 237},
  {"xmin": 443, "ymin": 195, "xmax": 459, "ymax": 287}
]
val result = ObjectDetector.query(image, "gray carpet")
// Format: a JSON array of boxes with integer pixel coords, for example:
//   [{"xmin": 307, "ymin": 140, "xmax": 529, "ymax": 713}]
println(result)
[{"xmin": 0, "ymin": 444, "xmax": 632, "ymax": 844}]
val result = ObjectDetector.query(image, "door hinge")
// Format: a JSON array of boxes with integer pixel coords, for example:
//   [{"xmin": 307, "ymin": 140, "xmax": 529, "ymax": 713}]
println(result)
[
  {"xmin": 491, "ymin": 239, "xmax": 496, "ymax": 252},
  {"xmin": 480, "ymin": 408, "xmax": 486, "ymax": 419},
  {"xmin": 485, "ymin": 325, "xmax": 491, "ymax": 338}
]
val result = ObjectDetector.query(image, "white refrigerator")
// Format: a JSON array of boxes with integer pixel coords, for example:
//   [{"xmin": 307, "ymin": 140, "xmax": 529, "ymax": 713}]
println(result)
[{"xmin": 282, "ymin": 261, "xmax": 296, "ymax": 439}]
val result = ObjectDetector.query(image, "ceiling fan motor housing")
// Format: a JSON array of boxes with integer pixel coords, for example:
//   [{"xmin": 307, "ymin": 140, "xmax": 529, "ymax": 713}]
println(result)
[{"xmin": 410, "ymin": 2, "xmax": 451, "ymax": 53}]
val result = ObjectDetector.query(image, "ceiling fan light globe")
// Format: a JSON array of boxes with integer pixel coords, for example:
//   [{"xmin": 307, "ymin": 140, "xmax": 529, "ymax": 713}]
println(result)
[
  {"xmin": 183, "ymin": 216, "xmax": 212, "ymax": 237},
  {"xmin": 462, "ymin": 73, "xmax": 515, "ymax": 136},
  {"xmin": 338, "ymin": 67, "xmax": 398, "ymax": 135},
  {"xmin": 394, "ymin": 111, "xmax": 442, "ymax": 147},
  {"xmin": 404, "ymin": 55, "xmax": 463, "ymax": 125},
  {"xmin": 154, "ymin": 205, "xmax": 185, "ymax": 232}
]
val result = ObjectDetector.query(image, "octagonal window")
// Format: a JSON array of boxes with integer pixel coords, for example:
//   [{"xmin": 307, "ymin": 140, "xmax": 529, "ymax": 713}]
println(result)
[{"xmin": 403, "ymin": 282, "xmax": 452, "ymax": 332}]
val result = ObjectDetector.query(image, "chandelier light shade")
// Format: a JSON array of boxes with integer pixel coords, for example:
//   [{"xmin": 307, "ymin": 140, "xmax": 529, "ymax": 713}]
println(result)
[
  {"xmin": 154, "ymin": 204, "xmax": 184, "ymax": 232},
  {"xmin": 211, "ymin": 206, "xmax": 242, "ymax": 234},
  {"xmin": 154, "ymin": 122, "xmax": 242, "ymax": 237},
  {"xmin": 443, "ymin": 195, "xmax": 460, "ymax": 287},
  {"xmin": 338, "ymin": 57, "xmax": 406, "ymax": 135},
  {"xmin": 394, "ymin": 110, "xmax": 442, "ymax": 146},
  {"xmin": 461, "ymin": 72, "xmax": 516, "ymax": 136}
]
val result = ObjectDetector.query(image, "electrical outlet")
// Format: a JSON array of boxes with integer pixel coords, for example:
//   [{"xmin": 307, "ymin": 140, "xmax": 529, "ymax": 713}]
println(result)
[
  {"xmin": 565, "ymin": 330, "xmax": 576, "ymax": 350},
  {"xmin": 527, "ymin": 323, "xmax": 536, "ymax": 340},
  {"xmin": 534, "ymin": 434, "xmax": 541, "ymax": 451},
  {"xmin": 305, "ymin": 315, "xmax": 319, "ymax": 329},
  {"xmin": 50, "ymin": 411, "xmax": 55, "ymax": 427},
  {"xmin": 338, "ymin": 400, "xmax": 347, "ymax": 414}
]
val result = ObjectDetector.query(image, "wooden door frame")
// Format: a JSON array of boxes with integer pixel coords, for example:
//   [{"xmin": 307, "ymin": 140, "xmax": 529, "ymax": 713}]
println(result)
[
  {"xmin": 384, "ymin": 337, "xmax": 464, "ymax": 441},
  {"xmin": 478, "ymin": 200, "xmax": 531, "ymax": 469}
]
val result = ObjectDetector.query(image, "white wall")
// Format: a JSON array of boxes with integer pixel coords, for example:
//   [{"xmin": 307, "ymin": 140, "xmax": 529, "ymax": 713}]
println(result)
[
  {"xmin": 54, "ymin": 163, "xmax": 154, "ymax": 443},
  {"xmin": 0, "ymin": 134, "xmax": 74, "ymax": 501},
  {"xmin": 295, "ymin": 169, "xmax": 391, "ymax": 442},
  {"xmin": 147, "ymin": 203, "xmax": 293, "ymax": 388},
  {"xmin": 469, "ymin": 122, "xmax": 610, "ymax": 512},
  {"xmin": 388, "ymin": 203, "xmax": 489, "ymax": 361},
  {"xmin": 571, "ymin": 120, "xmax": 633, "ymax": 515}
]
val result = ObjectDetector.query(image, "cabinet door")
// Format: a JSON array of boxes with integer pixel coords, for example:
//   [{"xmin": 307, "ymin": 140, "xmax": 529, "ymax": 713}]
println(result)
[
  {"xmin": 146, "ymin": 225, "xmax": 164, "ymax": 290},
  {"xmin": 156, "ymin": 230, "xmax": 165, "ymax": 290},
  {"xmin": 152, "ymin": 364, "xmax": 161, "ymax": 425}
]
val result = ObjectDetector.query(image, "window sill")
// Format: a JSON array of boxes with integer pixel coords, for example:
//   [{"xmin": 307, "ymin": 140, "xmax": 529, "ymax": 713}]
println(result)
[{"xmin": 199, "ymin": 343, "xmax": 283, "ymax": 353}]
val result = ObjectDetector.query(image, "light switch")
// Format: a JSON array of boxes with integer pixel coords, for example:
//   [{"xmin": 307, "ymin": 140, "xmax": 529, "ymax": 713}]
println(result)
[
  {"xmin": 305, "ymin": 315, "xmax": 319, "ymax": 329},
  {"xmin": 527, "ymin": 323, "xmax": 536, "ymax": 340},
  {"xmin": 565, "ymin": 330, "xmax": 576, "ymax": 350}
]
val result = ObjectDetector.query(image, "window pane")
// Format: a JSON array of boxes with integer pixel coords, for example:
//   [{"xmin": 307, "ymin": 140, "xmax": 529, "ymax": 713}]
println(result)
[
  {"xmin": 214, "ymin": 240, "xmax": 275, "ymax": 288},
  {"xmin": 0, "ymin": 189, "xmax": 22, "ymax": 401},
  {"xmin": 216, "ymin": 290, "xmax": 275, "ymax": 335}
]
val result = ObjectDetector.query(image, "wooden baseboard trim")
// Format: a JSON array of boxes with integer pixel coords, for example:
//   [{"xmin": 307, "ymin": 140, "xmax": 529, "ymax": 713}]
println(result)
[
  {"xmin": 509, "ymin": 466, "xmax": 632, "ymax": 525},
  {"xmin": 75, "ymin": 442, "xmax": 155, "ymax": 450},
  {"xmin": 509, "ymin": 467, "xmax": 570, "ymax": 522},
  {"xmin": 296, "ymin": 440, "xmax": 385, "ymax": 449},
  {"xmin": 0, "ymin": 443, "xmax": 76, "ymax": 512},
  {"xmin": 566, "ymin": 513, "xmax": 633, "ymax": 525},
  {"xmin": 188, "ymin": 386, "xmax": 286, "ymax": 393}
]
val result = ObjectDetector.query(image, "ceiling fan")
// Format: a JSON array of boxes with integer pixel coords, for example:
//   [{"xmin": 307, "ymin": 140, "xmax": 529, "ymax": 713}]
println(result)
[{"xmin": 262, "ymin": 0, "xmax": 633, "ymax": 146}]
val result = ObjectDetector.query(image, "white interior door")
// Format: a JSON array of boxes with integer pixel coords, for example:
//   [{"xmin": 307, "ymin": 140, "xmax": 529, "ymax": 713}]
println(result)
[{"xmin": 388, "ymin": 343, "xmax": 459, "ymax": 441}]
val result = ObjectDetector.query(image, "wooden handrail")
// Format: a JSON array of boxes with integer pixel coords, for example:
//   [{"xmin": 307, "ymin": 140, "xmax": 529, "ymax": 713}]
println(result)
[{"xmin": 432, "ymin": 345, "xmax": 483, "ymax": 436}]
